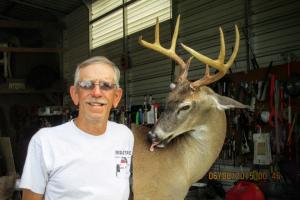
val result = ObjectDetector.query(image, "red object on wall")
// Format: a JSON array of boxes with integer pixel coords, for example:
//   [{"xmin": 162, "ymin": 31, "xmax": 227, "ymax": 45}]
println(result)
[{"xmin": 226, "ymin": 181, "xmax": 265, "ymax": 200}]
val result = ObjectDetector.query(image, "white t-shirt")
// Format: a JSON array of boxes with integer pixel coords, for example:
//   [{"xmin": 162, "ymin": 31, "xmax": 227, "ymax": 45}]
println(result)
[{"xmin": 19, "ymin": 120, "xmax": 134, "ymax": 200}]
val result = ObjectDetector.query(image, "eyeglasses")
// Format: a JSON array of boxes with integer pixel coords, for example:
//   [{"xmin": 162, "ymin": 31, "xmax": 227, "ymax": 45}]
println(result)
[{"xmin": 77, "ymin": 80, "xmax": 117, "ymax": 91}]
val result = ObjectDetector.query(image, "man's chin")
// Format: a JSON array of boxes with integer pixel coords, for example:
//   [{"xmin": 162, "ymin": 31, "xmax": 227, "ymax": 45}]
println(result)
[{"xmin": 88, "ymin": 113, "xmax": 109, "ymax": 123}]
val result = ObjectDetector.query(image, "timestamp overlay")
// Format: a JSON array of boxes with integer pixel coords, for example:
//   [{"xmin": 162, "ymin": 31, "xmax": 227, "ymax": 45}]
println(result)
[{"xmin": 208, "ymin": 170, "xmax": 281, "ymax": 181}]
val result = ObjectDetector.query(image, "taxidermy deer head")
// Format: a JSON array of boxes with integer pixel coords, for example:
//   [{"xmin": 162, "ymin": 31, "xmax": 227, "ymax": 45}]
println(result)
[
  {"xmin": 131, "ymin": 15, "xmax": 248, "ymax": 200},
  {"xmin": 138, "ymin": 15, "xmax": 247, "ymax": 150}
]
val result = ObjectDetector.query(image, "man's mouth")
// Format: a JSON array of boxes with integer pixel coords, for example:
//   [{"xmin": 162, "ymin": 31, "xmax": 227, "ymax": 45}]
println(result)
[{"xmin": 87, "ymin": 102, "xmax": 107, "ymax": 106}]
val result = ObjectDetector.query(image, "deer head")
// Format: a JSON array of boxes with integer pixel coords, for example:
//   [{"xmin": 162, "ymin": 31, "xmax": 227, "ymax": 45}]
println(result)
[{"xmin": 139, "ymin": 15, "xmax": 248, "ymax": 151}]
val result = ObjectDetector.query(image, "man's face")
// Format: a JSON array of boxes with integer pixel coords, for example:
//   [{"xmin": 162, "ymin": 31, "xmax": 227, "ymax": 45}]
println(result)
[{"xmin": 70, "ymin": 63, "xmax": 122, "ymax": 124}]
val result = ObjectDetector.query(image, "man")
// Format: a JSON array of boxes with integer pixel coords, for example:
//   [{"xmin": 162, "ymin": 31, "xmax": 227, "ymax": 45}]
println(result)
[{"xmin": 20, "ymin": 56, "xmax": 134, "ymax": 200}]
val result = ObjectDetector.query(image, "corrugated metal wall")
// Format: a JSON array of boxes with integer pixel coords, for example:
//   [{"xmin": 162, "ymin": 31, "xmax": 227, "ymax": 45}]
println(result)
[
  {"xmin": 179, "ymin": 0, "xmax": 246, "ymax": 80},
  {"xmin": 63, "ymin": 5, "xmax": 89, "ymax": 105},
  {"xmin": 91, "ymin": 33, "xmax": 126, "ymax": 106},
  {"xmin": 63, "ymin": 0, "xmax": 300, "ymax": 107},
  {"xmin": 63, "ymin": 6, "xmax": 90, "ymax": 87},
  {"xmin": 126, "ymin": 20, "xmax": 172, "ymax": 105},
  {"xmin": 251, "ymin": 0, "xmax": 300, "ymax": 66}
]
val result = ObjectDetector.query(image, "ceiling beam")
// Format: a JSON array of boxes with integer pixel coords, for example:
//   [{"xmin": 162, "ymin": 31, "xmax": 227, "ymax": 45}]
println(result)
[
  {"xmin": 9, "ymin": 0, "xmax": 67, "ymax": 16},
  {"xmin": 82, "ymin": 0, "xmax": 90, "ymax": 10}
]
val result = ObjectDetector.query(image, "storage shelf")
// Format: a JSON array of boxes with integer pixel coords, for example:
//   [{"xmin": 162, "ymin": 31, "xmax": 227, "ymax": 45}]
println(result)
[
  {"xmin": 0, "ymin": 46, "xmax": 63, "ymax": 53},
  {"xmin": 0, "ymin": 88, "xmax": 63, "ymax": 94}
]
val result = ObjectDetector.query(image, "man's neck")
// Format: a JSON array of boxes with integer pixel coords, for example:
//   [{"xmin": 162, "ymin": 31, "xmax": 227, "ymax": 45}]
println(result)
[{"xmin": 74, "ymin": 118, "xmax": 108, "ymax": 136}]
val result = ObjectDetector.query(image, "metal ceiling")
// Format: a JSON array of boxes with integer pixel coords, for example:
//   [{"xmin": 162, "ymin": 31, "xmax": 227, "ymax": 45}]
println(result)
[{"xmin": 0, "ymin": 0, "xmax": 86, "ymax": 21}]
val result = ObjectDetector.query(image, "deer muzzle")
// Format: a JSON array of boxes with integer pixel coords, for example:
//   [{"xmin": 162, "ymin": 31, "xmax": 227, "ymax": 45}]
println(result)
[{"xmin": 148, "ymin": 130, "xmax": 166, "ymax": 151}]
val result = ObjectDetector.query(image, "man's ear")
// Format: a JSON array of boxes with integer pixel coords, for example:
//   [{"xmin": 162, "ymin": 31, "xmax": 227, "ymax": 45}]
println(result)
[
  {"xmin": 70, "ymin": 85, "xmax": 79, "ymax": 106},
  {"xmin": 112, "ymin": 88, "xmax": 123, "ymax": 108}
]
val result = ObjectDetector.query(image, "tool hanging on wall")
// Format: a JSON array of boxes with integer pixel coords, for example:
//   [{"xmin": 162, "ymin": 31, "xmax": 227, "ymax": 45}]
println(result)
[
  {"xmin": 257, "ymin": 61, "xmax": 273, "ymax": 101},
  {"xmin": 286, "ymin": 55, "xmax": 293, "ymax": 160},
  {"xmin": 287, "ymin": 114, "xmax": 297, "ymax": 159},
  {"xmin": 269, "ymin": 77, "xmax": 287, "ymax": 156},
  {"xmin": 241, "ymin": 130, "xmax": 250, "ymax": 154}
]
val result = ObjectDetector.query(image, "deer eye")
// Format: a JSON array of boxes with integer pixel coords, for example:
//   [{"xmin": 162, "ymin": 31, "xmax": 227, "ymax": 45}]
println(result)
[
  {"xmin": 177, "ymin": 104, "xmax": 191, "ymax": 115},
  {"xmin": 180, "ymin": 105, "xmax": 190, "ymax": 111}
]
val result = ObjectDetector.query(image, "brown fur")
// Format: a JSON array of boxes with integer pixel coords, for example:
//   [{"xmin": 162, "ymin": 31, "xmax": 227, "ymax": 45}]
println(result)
[
  {"xmin": 132, "ymin": 107, "xmax": 227, "ymax": 200},
  {"xmin": 134, "ymin": 15, "xmax": 243, "ymax": 199},
  {"xmin": 131, "ymin": 83, "xmax": 247, "ymax": 200}
]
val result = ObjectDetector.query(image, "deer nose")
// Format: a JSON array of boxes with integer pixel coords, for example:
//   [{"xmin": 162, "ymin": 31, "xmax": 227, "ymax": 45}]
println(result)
[{"xmin": 148, "ymin": 130, "xmax": 158, "ymax": 143}]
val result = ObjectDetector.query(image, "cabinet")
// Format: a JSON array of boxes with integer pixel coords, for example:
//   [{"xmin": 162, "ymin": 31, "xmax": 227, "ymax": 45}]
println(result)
[
  {"xmin": 0, "ymin": 21, "xmax": 64, "ymax": 98},
  {"xmin": 0, "ymin": 46, "xmax": 64, "ymax": 104}
]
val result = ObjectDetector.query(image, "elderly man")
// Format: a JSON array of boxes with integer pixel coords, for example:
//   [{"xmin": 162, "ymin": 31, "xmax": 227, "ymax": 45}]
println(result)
[{"xmin": 20, "ymin": 56, "xmax": 134, "ymax": 200}]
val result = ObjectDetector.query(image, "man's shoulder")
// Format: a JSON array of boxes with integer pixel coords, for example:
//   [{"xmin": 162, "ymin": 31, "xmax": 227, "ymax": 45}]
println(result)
[
  {"xmin": 108, "ymin": 121, "xmax": 133, "ymax": 137},
  {"xmin": 108, "ymin": 121, "xmax": 130, "ymax": 131},
  {"xmin": 33, "ymin": 121, "xmax": 73, "ymax": 141}
]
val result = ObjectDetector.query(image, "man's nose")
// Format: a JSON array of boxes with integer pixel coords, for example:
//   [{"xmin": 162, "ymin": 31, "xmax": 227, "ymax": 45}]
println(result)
[{"xmin": 91, "ymin": 85, "xmax": 103, "ymax": 97}]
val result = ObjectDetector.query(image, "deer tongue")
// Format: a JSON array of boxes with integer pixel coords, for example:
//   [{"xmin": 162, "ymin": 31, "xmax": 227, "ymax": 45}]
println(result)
[
  {"xmin": 150, "ymin": 142, "xmax": 166, "ymax": 151},
  {"xmin": 150, "ymin": 142, "xmax": 159, "ymax": 152}
]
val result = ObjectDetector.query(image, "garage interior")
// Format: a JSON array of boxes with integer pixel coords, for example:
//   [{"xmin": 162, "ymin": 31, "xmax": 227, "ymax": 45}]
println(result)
[{"xmin": 0, "ymin": 0, "xmax": 300, "ymax": 199}]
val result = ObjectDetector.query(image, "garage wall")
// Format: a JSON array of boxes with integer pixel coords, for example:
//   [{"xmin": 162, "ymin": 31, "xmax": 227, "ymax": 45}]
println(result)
[
  {"xmin": 125, "ymin": 20, "xmax": 172, "ymax": 106},
  {"xmin": 251, "ymin": 0, "xmax": 300, "ymax": 66},
  {"xmin": 62, "ymin": 5, "xmax": 90, "ymax": 105},
  {"xmin": 63, "ymin": 6, "xmax": 90, "ymax": 88},
  {"xmin": 63, "ymin": 0, "xmax": 300, "ymax": 107},
  {"xmin": 178, "ymin": 0, "xmax": 246, "ymax": 79}
]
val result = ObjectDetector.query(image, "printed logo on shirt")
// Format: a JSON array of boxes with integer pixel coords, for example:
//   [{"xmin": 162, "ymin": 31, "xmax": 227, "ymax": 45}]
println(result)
[{"xmin": 115, "ymin": 150, "xmax": 132, "ymax": 178}]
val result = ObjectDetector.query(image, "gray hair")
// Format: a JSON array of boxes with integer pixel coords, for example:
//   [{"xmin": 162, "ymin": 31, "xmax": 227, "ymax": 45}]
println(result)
[{"xmin": 74, "ymin": 56, "xmax": 120, "ymax": 88}]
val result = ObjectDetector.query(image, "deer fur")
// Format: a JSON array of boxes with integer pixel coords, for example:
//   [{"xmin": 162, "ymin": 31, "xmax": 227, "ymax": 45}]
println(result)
[
  {"xmin": 131, "ymin": 85, "xmax": 248, "ymax": 200},
  {"xmin": 132, "ymin": 15, "xmax": 244, "ymax": 199}
]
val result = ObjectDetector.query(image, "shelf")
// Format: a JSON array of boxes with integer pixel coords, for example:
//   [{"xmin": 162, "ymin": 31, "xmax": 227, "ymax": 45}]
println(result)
[
  {"xmin": 0, "ymin": 46, "xmax": 64, "ymax": 53},
  {"xmin": 38, "ymin": 113, "xmax": 64, "ymax": 117},
  {"xmin": 226, "ymin": 61, "xmax": 300, "ymax": 82},
  {"xmin": 0, "ymin": 88, "xmax": 63, "ymax": 94}
]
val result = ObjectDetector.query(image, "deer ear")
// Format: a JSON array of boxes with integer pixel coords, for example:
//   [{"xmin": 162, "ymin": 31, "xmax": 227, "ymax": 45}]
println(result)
[{"xmin": 211, "ymin": 93, "xmax": 250, "ymax": 110}]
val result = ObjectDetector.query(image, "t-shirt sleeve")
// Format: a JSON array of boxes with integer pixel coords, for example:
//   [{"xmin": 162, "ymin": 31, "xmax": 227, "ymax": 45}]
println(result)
[
  {"xmin": 19, "ymin": 133, "xmax": 48, "ymax": 194},
  {"xmin": 124, "ymin": 125, "xmax": 134, "ymax": 151},
  {"xmin": 129, "ymin": 129, "xmax": 134, "ymax": 151}
]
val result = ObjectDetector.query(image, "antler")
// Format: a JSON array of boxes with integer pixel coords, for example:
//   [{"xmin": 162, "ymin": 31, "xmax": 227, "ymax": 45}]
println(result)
[
  {"xmin": 139, "ymin": 15, "xmax": 191, "ymax": 82},
  {"xmin": 181, "ymin": 25, "xmax": 240, "ymax": 89}
]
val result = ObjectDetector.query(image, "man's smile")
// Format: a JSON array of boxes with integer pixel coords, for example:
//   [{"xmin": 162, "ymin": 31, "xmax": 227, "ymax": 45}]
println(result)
[{"xmin": 87, "ymin": 102, "xmax": 107, "ymax": 106}]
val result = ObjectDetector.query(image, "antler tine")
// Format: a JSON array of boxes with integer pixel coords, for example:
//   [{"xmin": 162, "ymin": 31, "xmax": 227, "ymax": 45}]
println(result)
[
  {"xmin": 182, "ymin": 25, "xmax": 240, "ymax": 88},
  {"xmin": 139, "ymin": 15, "xmax": 190, "ymax": 82}
]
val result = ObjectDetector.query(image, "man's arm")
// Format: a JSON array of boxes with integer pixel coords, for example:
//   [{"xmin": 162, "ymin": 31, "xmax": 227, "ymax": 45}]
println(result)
[{"xmin": 22, "ymin": 189, "xmax": 43, "ymax": 200}]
